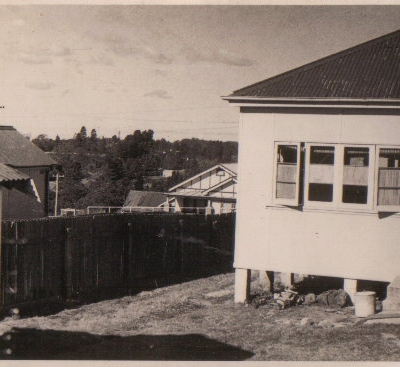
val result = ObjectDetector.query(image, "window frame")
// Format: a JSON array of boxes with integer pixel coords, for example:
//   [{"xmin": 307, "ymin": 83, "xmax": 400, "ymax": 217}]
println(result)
[
  {"xmin": 375, "ymin": 145, "xmax": 400, "ymax": 212},
  {"xmin": 304, "ymin": 143, "xmax": 375, "ymax": 210},
  {"xmin": 272, "ymin": 142, "xmax": 301, "ymax": 206},
  {"xmin": 339, "ymin": 144, "xmax": 375, "ymax": 211},
  {"xmin": 272, "ymin": 142, "xmax": 400, "ymax": 213},
  {"xmin": 304, "ymin": 142, "xmax": 337, "ymax": 209}
]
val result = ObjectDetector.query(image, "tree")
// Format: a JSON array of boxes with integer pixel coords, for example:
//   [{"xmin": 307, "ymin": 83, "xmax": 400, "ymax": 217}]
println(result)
[
  {"xmin": 108, "ymin": 158, "xmax": 123, "ymax": 181},
  {"xmin": 80, "ymin": 126, "xmax": 87, "ymax": 139},
  {"xmin": 46, "ymin": 128, "xmax": 237, "ymax": 209},
  {"xmin": 90, "ymin": 129, "xmax": 97, "ymax": 141},
  {"xmin": 32, "ymin": 134, "xmax": 55, "ymax": 152}
]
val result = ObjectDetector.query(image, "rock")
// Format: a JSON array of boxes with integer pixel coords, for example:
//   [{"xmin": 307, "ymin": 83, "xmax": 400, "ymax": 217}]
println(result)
[
  {"xmin": 336, "ymin": 289, "xmax": 350, "ymax": 307},
  {"xmin": 318, "ymin": 319, "xmax": 334, "ymax": 328},
  {"xmin": 304, "ymin": 293, "xmax": 316, "ymax": 305},
  {"xmin": 205, "ymin": 289, "xmax": 232, "ymax": 298},
  {"xmin": 300, "ymin": 317, "xmax": 314, "ymax": 326},
  {"xmin": 317, "ymin": 289, "xmax": 351, "ymax": 308},
  {"xmin": 275, "ymin": 290, "xmax": 303, "ymax": 309}
]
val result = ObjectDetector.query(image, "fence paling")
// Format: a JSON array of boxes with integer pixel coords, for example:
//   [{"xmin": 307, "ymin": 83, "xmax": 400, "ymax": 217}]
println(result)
[{"xmin": 1, "ymin": 212, "xmax": 235, "ymax": 314}]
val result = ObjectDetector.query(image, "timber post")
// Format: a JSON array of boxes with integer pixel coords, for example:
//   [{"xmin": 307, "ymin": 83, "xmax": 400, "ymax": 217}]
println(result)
[
  {"xmin": 64, "ymin": 227, "xmax": 73, "ymax": 299},
  {"xmin": 344, "ymin": 278, "xmax": 358, "ymax": 304},
  {"xmin": 0, "ymin": 187, "xmax": 3, "ymax": 317},
  {"xmin": 234, "ymin": 268, "xmax": 251, "ymax": 303}
]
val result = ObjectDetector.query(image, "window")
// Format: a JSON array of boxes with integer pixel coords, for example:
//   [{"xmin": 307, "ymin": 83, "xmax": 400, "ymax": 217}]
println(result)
[
  {"xmin": 342, "ymin": 147, "xmax": 370, "ymax": 204},
  {"xmin": 307, "ymin": 145, "xmax": 335, "ymax": 202},
  {"xmin": 273, "ymin": 142, "xmax": 396, "ymax": 212},
  {"xmin": 377, "ymin": 147, "xmax": 400, "ymax": 210},
  {"xmin": 274, "ymin": 143, "xmax": 300, "ymax": 205}
]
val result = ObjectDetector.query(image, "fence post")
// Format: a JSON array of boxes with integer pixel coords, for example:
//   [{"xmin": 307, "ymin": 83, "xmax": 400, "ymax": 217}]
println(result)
[
  {"xmin": 0, "ymin": 187, "xmax": 3, "ymax": 317},
  {"xmin": 64, "ymin": 227, "xmax": 73, "ymax": 299},
  {"xmin": 126, "ymin": 222, "xmax": 133, "ymax": 284},
  {"xmin": 179, "ymin": 218, "xmax": 184, "ymax": 274}
]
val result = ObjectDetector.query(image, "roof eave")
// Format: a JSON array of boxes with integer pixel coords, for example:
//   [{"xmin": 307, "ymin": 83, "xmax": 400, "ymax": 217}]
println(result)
[
  {"xmin": 166, "ymin": 192, "xmax": 236, "ymax": 201},
  {"xmin": 222, "ymin": 96, "xmax": 400, "ymax": 109},
  {"xmin": 168, "ymin": 163, "xmax": 234, "ymax": 192}
]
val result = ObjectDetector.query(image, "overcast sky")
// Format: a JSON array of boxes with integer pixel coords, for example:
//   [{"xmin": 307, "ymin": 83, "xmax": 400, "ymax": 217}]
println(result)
[{"xmin": 1, "ymin": 5, "xmax": 400, "ymax": 141}]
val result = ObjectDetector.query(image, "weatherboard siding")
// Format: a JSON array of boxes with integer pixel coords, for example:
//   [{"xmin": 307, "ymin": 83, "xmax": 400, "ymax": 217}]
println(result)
[{"xmin": 234, "ymin": 108, "xmax": 400, "ymax": 282}]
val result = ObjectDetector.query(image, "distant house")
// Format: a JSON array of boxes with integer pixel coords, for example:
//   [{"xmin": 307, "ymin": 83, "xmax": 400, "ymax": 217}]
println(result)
[
  {"xmin": 143, "ymin": 176, "xmax": 168, "ymax": 190},
  {"xmin": 122, "ymin": 190, "xmax": 167, "ymax": 212},
  {"xmin": 167, "ymin": 163, "xmax": 237, "ymax": 214},
  {"xmin": 0, "ymin": 126, "xmax": 57, "ymax": 220},
  {"xmin": 223, "ymin": 29, "xmax": 400, "ymax": 303},
  {"xmin": 161, "ymin": 169, "xmax": 186, "ymax": 178}
]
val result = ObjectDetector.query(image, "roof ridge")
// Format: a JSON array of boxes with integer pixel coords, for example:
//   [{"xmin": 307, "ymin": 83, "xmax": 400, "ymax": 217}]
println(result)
[{"xmin": 231, "ymin": 29, "xmax": 400, "ymax": 96}]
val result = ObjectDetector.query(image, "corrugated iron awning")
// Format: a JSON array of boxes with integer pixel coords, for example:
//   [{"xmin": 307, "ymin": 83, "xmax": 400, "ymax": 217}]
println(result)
[
  {"xmin": 0, "ymin": 162, "xmax": 30, "ymax": 182},
  {"xmin": 0, "ymin": 163, "xmax": 41, "ymax": 202}
]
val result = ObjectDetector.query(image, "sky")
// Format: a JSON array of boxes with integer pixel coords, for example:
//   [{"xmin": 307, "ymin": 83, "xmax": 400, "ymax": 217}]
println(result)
[{"xmin": 1, "ymin": 4, "xmax": 400, "ymax": 142}]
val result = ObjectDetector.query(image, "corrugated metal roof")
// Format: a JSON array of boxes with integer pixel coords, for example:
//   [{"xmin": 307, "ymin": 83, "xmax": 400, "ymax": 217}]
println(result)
[
  {"xmin": 0, "ymin": 163, "xmax": 30, "ymax": 183},
  {"xmin": 123, "ymin": 190, "xmax": 166, "ymax": 207},
  {"xmin": 0, "ymin": 126, "xmax": 57, "ymax": 167},
  {"xmin": 229, "ymin": 29, "xmax": 400, "ymax": 99}
]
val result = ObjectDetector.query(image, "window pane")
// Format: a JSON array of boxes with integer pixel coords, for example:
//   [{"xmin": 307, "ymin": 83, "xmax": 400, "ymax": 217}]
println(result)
[
  {"xmin": 308, "ymin": 146, "xmax": 334, "ymax": 202},
  {"xmin": 276, "ymin": 145, "xmax": 297, "ymax": 200},
  {"xmin": 342, "ymin": 185, "xmax": 368, "ymax": 204},
  {"xmin": 378, "ymin": 148, "xmax": 400, "ymax": 206},
  {"xmin": 342, "ymin": 147, "xmax": 369, "ymax": 204},
  {"xmin": 310, "ymin": 146, "xmax": 334, "ymax": 165},
  {"xmin": 309, "ymin": 183, "xmax": 333, "ymax": 202}
]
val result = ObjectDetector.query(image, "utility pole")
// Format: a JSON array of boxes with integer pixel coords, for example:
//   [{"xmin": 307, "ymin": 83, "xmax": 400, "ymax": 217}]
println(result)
[{"xmin": 54, "ymin": 172, "xmax": 65, "ymax": 217}]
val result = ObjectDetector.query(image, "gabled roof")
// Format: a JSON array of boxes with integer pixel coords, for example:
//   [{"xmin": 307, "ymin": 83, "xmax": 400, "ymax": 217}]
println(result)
[
  {"xmin": 0, "ymin": 126, "xmax": 57, "ymax": 167},
  {"xmin": 123, "ymin": 190, "xmax": 166, "ymax": 208},
  {"xmin": 168, "ymin": 163, "xmax": 237, "ymax": 192},
  {"xmin": 204, "ymin": 176, "xmax": 237, "ymax": 195},
  {"xmin": 220, "ymin": 163, "xmax": 237, "ymax": 176},
  {"xmin": 226, "ymin": 29, "xmax": 400, "ymax": 101}
]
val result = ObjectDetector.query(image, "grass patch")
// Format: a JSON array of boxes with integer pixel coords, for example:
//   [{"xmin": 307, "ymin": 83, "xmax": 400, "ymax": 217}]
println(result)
[{"xmin": 1, "ymin": 272, "xmax": 400, "ymax": 361}]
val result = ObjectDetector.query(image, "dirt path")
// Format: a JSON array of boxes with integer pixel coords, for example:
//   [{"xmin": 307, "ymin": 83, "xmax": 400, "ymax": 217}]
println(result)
[{"xmin": 2, "ymin": 272, "xmax": 400, "ymax": 360}]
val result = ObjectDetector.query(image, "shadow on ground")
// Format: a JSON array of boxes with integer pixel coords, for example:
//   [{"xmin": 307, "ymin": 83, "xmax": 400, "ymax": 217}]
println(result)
[
  {"xmin": 292, "ymin": 275, "xmax": 344, "ymax": 295},
  {"xmin": 292, "ymin": 275, "xmax": 389, "ymax": 301},
  {"xmin": 2, "ymin": 327, "xmax": 253, "ymax": 361},
  {"xmin": 2, "ymin": 267, "xmax": 234, "ymax": 319}
]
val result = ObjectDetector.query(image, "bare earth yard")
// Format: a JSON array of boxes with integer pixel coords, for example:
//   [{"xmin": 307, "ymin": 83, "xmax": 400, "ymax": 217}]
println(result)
[{"xmin": 1, "ymin": 272, "xmax": 400, "ymax": 361}]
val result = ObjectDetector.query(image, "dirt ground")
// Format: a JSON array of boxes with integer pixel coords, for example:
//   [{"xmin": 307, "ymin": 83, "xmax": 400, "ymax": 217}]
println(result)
[{"xmin": 1, "ymin": 272, "xmax": 400, "ymax": 361}]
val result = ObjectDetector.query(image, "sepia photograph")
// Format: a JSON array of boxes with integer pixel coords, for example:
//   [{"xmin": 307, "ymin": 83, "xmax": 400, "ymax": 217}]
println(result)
[{"xmin": 1, "ymin": 1, "xmax": 400, "ymax": 363}]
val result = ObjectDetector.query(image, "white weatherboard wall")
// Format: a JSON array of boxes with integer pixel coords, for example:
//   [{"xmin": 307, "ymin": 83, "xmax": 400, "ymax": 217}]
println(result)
[{"xmin": 235, "ymin": 108, "xmax": 400, "ymax": 282}]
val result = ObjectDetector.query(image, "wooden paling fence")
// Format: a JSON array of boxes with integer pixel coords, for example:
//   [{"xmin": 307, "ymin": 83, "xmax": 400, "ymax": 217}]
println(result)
[{"xmin": 0, "ymin": 213, "xmax": 235, "ymax": 316}]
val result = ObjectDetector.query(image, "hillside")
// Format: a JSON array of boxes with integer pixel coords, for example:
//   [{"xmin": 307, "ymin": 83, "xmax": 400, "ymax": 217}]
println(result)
[{"xmin": 32, "ymin": 127, "xmax": 238, "ymax": 213}]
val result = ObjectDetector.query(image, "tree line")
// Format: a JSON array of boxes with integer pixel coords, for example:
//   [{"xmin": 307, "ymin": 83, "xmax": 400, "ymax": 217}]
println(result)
[{"xmin": 32, "ymin": 127, "xmax": 238, "ymax": 213}]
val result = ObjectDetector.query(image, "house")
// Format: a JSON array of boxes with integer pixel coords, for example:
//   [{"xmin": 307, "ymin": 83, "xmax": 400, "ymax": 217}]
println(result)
[
  {"xmin": 223, "ymin": 29, "xmax": 400, "ymax": 303},
  {"xmin": 121, "ymin": 190, "xmax": 167, "ymax": 212},
  {"xmin": 167, "ymin": 163, "xmax": 237, "ymax": 214},
  {"xmin": 143, "ymin": 175, "xmax": 168, "ymax": 191},
  {"xmin": 0, "ymin": 126, "xmax": 57, "ymax": 220},
  {"xmin": 161, "ymin": 169, "xmax": 186, "ymax": 178}
]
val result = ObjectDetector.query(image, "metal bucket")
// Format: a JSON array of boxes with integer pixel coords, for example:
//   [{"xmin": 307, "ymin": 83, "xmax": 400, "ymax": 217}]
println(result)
[{"xmin": 354, "ymin": 291, "xmax": 376, "ymax": 317}]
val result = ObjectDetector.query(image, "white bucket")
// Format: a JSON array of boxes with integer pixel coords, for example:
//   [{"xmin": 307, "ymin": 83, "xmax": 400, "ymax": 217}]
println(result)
[{"xmin": 354, "ymin": 291, "xmax": 376, "ymax": 318}]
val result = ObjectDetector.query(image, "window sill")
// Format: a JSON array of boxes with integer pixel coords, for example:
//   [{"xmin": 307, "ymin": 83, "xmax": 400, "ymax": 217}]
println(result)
[{"xmin": 265, "ymin": 204, "xmax": 400, "ymax": 217}]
